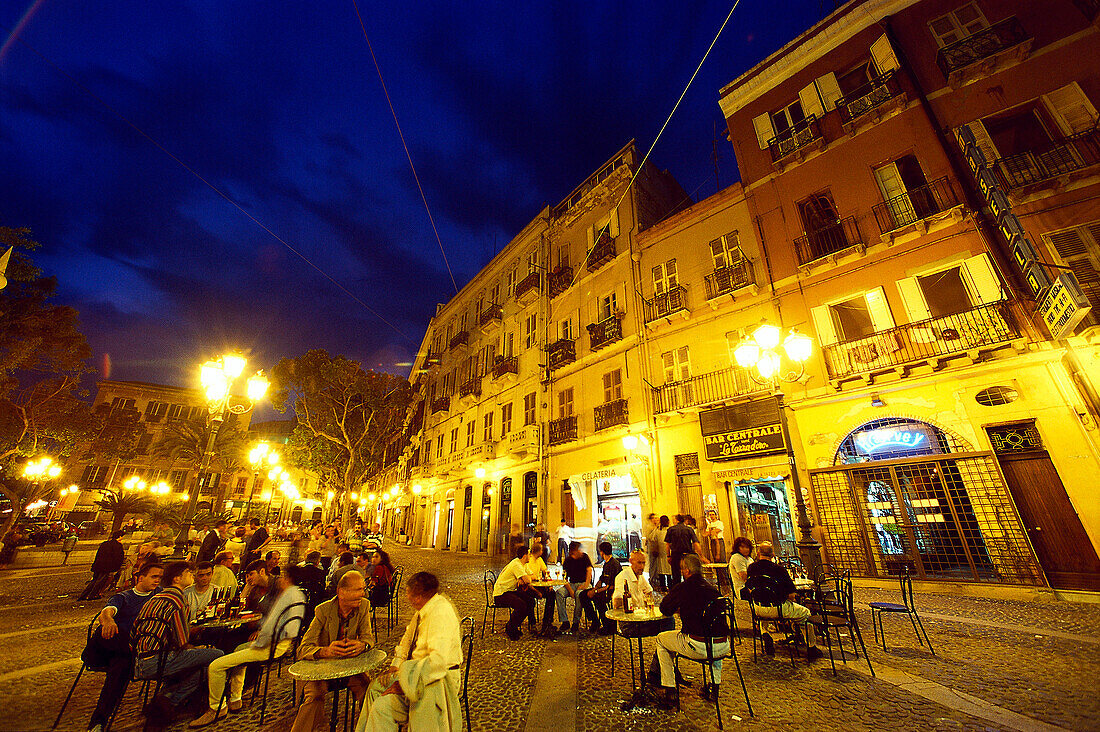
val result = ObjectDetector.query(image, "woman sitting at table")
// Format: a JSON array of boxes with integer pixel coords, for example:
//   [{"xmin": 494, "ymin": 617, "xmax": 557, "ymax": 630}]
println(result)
[
  {"xmin": 525, "ymin": 540, "xmax": 558, "ymax": 638},
  {"xmin": 367, "ymin": 549, "xmax": 395, "ymax": 607},
  {"xmin": 727, "ymin": 536, "xmax": 754, "ymax": 600}
]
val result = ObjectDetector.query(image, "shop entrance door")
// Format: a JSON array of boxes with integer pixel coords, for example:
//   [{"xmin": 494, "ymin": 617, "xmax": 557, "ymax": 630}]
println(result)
[
  {"xmin": 998, "ymin": 450, "xmax": 1100, "ymax": 590},
  {"xmin": 677, "ymin": 472, "xmax": 703, "ymax": 519}
]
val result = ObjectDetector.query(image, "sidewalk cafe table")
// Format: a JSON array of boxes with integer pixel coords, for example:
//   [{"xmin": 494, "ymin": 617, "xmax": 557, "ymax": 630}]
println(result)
[
  {"xmin": 605, "ymin": 607, "xmax": 675, "ymax": 711},
  {"xmin": 288, "ymin": 649, "xmax": 387, "ymax": 732},
  {"xmin": 190, "ymin": 611, "xmax": 262, "ymax": 653}
]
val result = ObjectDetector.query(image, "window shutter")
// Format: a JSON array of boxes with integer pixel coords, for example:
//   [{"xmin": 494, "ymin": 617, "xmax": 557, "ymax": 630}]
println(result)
[
  {"xmin": 710, "ymin": 238, "xmax": 727, "ymax": 269},
  {"xmin": 961, "ymin": 120, "xmax": 1000, "ymax": 163},
  {"xmin": 677, "ymin": 346, "xmax": 691, "ymax": 379},
  {"xmin": 961, "ymin": 253, "xmax": 1005, "ymax": 304},
  {"xmin": 811, "ymin": 305, "xmax": 839, "ymax": 345},
  {"xmin": 870, "ymin": 35, "xmax": 900, "ymax": 75},
  {"xmin": 1045, "ymin": 225, "xmax": 1100, "ymax": 305},
  {"xmin": 652, "ymin": 265, "xmax": 664, "ymax": 295},
  {"xmin": 815, "ymin": 73, "xmax": 843, "ymax": 112},
  {"xmin": 752, "ymin": 112, "xmax": 775, "ymax": 149},
  {"xmin": 897, "ymin": 276, "xmax": 933, "ymax": 322},
  {"xmin": 1043, "ymin": 83, "xmax": 1099, "ymax": 136},
  {"xmin": 798, "ymin": 81, "xmax": 825, "ymax": 120},
  {"xmin": 662, "ymin": 351, "xmax": 675, "ymax": 382},
  {"xmin": 610, "ymin": 209, "xmax": 621, "ymax": 237},
  {"xmin": 666, "ymin": 259, "xmax": 678, "ymax": 287},
  {"xmin": 865, "ymin": 287, "xmax": 896, "ymax": 332}
]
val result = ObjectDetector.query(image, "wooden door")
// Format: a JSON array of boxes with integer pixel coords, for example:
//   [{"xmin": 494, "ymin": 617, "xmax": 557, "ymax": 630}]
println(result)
[{"xmin": 998, "ymin": 451, "xmax": 1100, "ymax": 590}]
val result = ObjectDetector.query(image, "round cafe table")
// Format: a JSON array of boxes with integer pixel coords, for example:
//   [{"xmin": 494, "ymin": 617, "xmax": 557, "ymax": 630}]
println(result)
[
  {"xmin": 190, "ymin": 611, "xmax": 262, "ymax": 652},
  {"xmin": 288, "ymin": 649, "xmax": 387, "ymax": 732},
  {"xmin": 605, "ymin": 607, "xmax": 675, "ymax": 711}
]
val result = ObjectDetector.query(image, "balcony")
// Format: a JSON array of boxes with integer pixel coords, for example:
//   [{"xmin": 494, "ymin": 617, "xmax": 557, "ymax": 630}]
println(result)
[
  {"xmin": 515, "ymin": 271, "xmax": 540, "ymax": 304},
  {"xmin": 424, "ymin": 351, "xmax": 442, "ymax": 370},
  {"xmin": 548, "ymin": 338, "xmax": 576, "ymax": 371},
  {"xmin": 652, "ymin": 367, "xmax": 769, "ymax": 414},
  {"xmin": 644, "ymin": 285, "xmax": 688, "ymax": 324},
  {"xmin": 549, "ymin": 265, "xmax": 573, "ymax": 298},
  {"xmin": 459, "ymin": 377, "xmax": 481, "ymax": 400},
  {"xmin": 506, "ymin": 425, "xmax": 540, "ymax": 455},
  {"xmin": 465, "ymin": 439, "xmax": 496, "ymax": 462},
  {"xmin": 704, "ymin": 260, "xmax": 756, "ymax": 301},
  {"xmin": 448, "ymin": 330, "xmax": 469, "ymax": 351},
  {"xmin": 936, "ymin": 17, "xmax": 1032, "ymax": 88},
  {"xmin": 586, "ymin": 233, "xmax": 616, "ymax": 273},
  {"xmin": 548, "ymin": 415, "xmax": 578, "ymax": 446},
  {"xmin": 768, "ymin": 116, "xmax": 823, "ymax": 166},
  {"xmin": 491, "ymin": 355, "xmax": 518, "ymax": 380},
  {"xmin": 991, "ymin": 128, "xmax": 1100, "ymax": 193},
  {"xmin": 594, "ymin": 398, "xmax": 628, "ymax": 431},
  {"xmin": 478, "ymin": 304, "xmax": 503, "ymax": 332},
  {"xmin": 794, "ymin": 216, "xmax": 863, "ymax": 265},
  {"xmin": 872, "ymin": 177, "xmax": 961, "ymax": 234},
  {"xmin": 822, "ymin": 301, "xmax": 1027, "ymax": 383},
  {"xmin": 836, "ymin": 71, "xmax": 906, "ymax": 132},
  {"xmin": 1073, "ymin": 0, "xmax": 1099, "ymax": 22},
  {"xmin": 587, "ymin": 315, "xmax": 623, "ymax": 351},
  {"xmin": 430, "ymin": 396, "xmax": 450, "ymax": 415}
]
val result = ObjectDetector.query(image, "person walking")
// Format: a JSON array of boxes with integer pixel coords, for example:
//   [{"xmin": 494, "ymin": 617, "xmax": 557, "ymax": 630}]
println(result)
[
  {"xmin": 664, "ymin": 515, "xmax": 698, "ymax": 586},
  {"xmin": 554, "ymin": 519, "xmax": 573, "ymax": 565},
  {"xmin": 79, "ymin": 531, "xmax": 126, "ymax": 601}
]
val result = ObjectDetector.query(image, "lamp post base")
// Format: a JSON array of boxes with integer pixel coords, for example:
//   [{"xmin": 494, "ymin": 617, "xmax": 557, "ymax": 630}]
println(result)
[{"xmin": 796, "ymin": 537, "xmax": 824, "ymax": 582}]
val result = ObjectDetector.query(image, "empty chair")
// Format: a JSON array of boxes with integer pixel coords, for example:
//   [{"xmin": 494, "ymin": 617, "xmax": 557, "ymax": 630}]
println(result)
[
  {"xmin": 481, "ymin": 570, "xmax": 503, "ymax": 638},
  {"xmin": 744, "ymin": 575, "xmax": 798, "ymax": 666},
  {"xmin": 53, "ymin": 615, "xmax": 108, "ymax": 730},
  {"xmin": 807, "ymin": 574, "xmax": 874, "ymax": 677},
  {"xmin": 869, "ymin": 566, "xmax": 934, "ymax": 655}
]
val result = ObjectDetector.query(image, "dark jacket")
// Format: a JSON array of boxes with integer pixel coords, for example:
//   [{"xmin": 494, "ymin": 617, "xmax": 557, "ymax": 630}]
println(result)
[
  {"xmin": 659, "ymin": 572, "xmax": 723, "ymax": 637},
  {"xmin": 91, "ymin": 538, "xmax": 124, "ymax": 574},
  {"xmin": 197, "ymin": 530, "xmax": 225, "ymax": 563}
]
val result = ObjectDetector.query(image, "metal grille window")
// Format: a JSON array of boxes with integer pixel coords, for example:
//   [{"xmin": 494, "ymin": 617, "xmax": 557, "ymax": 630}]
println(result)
[{"xmin": 975, "ymin": 385, "xmax": 1019, "ymax": 407}]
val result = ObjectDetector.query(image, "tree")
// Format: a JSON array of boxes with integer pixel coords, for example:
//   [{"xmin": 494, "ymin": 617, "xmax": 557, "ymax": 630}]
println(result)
[
  {"xmin": 96, "ymin": 491, "xmax": 156, "ymax": 534},
  {"xmin": 144, "ymin": 499, "xmax": 184, "ymax": 533},
  {"xmin": 154, "ymin": 419, "xmax": 247, "ymax": 511},
  {"xmin": 270, "ymin": 350, "xmax": 412, "ymax": 524},
  {"xmin": 0, "ymin": 227, "xmax": 94, "ymax": 545}
]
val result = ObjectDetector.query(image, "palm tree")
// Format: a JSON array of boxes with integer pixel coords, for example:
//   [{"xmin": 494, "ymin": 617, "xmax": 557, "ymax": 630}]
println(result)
[
  {"xmin": 144, "ymin": 500, "xmax": 183, "ymax": 534},
  {"xmin": 96, "ymin": 491, "xmax": 156, "ymax": 534},
  {"xmin": 154, "ymin": 421, "xmax": 247, "ymax": 510}
]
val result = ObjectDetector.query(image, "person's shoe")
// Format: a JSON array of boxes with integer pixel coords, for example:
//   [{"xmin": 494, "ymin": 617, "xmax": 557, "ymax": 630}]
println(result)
[
  {"xmin": 505, "ymin": 627, "xmax": 522, "ymax": 641},
  {"xmin": 762, "ymin": 633, "xmax": 775, "ymax": 656},
  {"xmin": 653, "ymin": 688, "xmax": 676, "ymax": 710},
  {"xmin": 88, "ymin": 725, "xmax": 104, "ymax": 732},
  {"xmin": 806, "ymin": 646, "xmax": 823, "ymax": 662},
  {"xmin": 674, "ymin": 671, "xmax": 692, "ymax": 687},
  {"xmin": 559, "ymin": 621, "xmax": 570, "ymax": 632},
  {"xmin": 188, "ymin": 706, "xmax": 229, "ymax": 728},
  {"xmin": 597, "ymin": 625, "xmax": 614, "ymax": 636},
  {"xmin": 227, "ymin": 700, "xmax": 244, "ymax": 713},
  {"xmin": 144, "ymin": 696, "xmax": 176, "ymax": 723}
]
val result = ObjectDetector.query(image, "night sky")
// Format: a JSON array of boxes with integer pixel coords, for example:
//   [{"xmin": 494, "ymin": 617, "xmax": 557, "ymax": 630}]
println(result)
[{"xmin": 0, "ymin": 1, "xmax": 826, "ymax": 399}]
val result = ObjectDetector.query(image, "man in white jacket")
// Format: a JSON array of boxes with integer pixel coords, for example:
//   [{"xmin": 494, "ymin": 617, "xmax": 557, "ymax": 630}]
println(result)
[{"xmin": 357, "ymin": 571, "xmax": 463, "ymax": 732}]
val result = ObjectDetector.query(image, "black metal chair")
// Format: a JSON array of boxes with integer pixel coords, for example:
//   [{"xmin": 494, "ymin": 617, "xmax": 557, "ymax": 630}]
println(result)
[
  {"xmin": 481, "ymin": 570, "xmax": 504, "ymax": 638},
  {"xmin": 53, "ymin": 615, "xmax": 107, "ymax": 729},
  {"xmin": 237, "ymin": 600, "xmax": 307, "ymax": 725},
  {"xmin": 672, "ymin": 597, "xmax": 753, "ymax": 727},
  {"xmin": 370, "ymin": 579, "xmax": 392, "ymax": 645},
  {"xmin": 807, "ymin": 574, "xmax": 874, "ymax": 677},
  {"xmin": 869, "ymin": 566, "xmax": 935, "ymax": 655},
  {"xmin": 744, "ymin": 575, "xmax": 797, "ymax": 666},
  {"xmin": 128, "ymin": 616, "xmax": 174, "ymax": 731},
  {"xmin": 460, "ymin": 616, "xmax": 474, "ymax": 732},
  {"xmin": 388, "ymin": 567, "xmax": 404, "ymax": 631}
]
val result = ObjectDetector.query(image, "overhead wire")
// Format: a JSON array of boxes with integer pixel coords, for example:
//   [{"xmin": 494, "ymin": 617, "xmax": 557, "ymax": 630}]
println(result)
[
  {"xmin": 11, "ymin": 33, "xmax": 414, "ymax": 344},
  {"xmin": 350, "ymin": 0, "xmax": 459, "ymax": 295}
]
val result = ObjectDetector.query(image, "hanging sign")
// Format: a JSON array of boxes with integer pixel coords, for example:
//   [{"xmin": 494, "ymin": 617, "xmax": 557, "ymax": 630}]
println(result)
[
  {"xmin": 1038, "ymin": 273, "xmax": 1092, "ymax": 339},
  {"xmin": 700, "ymin": 397, "xmax": 785, "ymax": 461}
]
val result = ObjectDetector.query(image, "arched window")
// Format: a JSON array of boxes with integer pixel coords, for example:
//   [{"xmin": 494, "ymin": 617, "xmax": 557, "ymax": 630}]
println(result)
[{"xmin": 835, "ymin": 417, "xmax": 967, "ymax": 464}]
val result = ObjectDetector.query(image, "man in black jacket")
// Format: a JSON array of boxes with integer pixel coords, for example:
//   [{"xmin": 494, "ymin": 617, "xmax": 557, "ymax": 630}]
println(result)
[
  {"xmin": 582, "ymin": 542, "xmax": 621, "ymax": 634},
  {"xmin": 197, "ymin": 519, "xmax": 229, "ymax": 563},
  {"xmin": 746, "ymin": 543, "xmax": 821, "ymax": 660},
  {"xmin": 663, "ymin": 514, "xmax": 699, "ymax": 586},
  {"xmin": 78, "ymin": 531, "xmax": 126, "ymax": 600}
]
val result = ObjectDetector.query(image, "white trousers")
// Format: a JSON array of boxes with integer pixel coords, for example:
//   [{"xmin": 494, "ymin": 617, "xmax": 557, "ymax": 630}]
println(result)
[
  {"xmin": 205, "ymin": 639, "xmax": 291, "ymax": 710},
  {"xmin": 752, "ymin": 601, "xmax": 817, "ymax": 646},
  {"xmin": 655, "ymin": 631, "xmax": 729, "ymax": 688}
]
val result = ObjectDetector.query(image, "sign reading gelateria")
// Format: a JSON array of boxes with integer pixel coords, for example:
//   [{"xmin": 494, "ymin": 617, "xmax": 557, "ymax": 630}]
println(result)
[{"xmin": 703, "ymin": 423, "xmax": 785, "ymax": 461}]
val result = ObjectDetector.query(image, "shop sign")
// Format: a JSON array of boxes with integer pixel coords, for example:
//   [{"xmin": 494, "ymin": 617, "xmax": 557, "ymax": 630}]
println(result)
[
  {"xmin": 1038, "ymin": 273, "xmax": 1092, "ymax": 340},
  {"xmin": 703, "ymin": 423, "xmax": 784, "ymax": 461},
  {"xmin": 853, "ymin": 426, "xmax": 929, "ymax": 455}
]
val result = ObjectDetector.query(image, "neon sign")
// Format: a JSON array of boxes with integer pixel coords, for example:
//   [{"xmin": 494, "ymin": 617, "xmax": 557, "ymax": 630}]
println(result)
[{"xmin": 854, "ymin": 428, "xmax": 927, "ymax": 454}]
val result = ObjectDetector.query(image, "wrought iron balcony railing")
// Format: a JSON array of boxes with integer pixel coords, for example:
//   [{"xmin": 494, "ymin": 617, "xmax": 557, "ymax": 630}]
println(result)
[
  {"xmin": 822, "ymin": 300, "xmax": 1026, "ymax": 381},
  {"xmin": 514, "ymin": 271, "xmax": 540, "ymax": 302},
  {"xmin": 548, "ymin": 339, "xmax": 576, "ymax": 370},
  {"xmin": 594, "ymin": 398, "xmax": 628, "ymax": 431},
  {"xmin": 491, "ymin": 355, "xmax": 518, "ymax": 379},
  {"xmin": 836, "ymin": 71, "xmax": 903, "ymax": 125},
  {"xmin": 704, "ymin": 260, "xmax": 755, "ymax": 300},
  {"xmin": 651, "ymin": 366, "xmax": 768, "ymax": 414},
  {"xmin": 478, "ymin": 304, "xmax": 503, "ymax": 329},
  {"xmin": 448, "ymin": 330, "xmax": 469, "ymax": 350},
  {"xmin": 936, "ymin": 17, "xmax": 1031, "ymax": 79},
  {"xmin": 587, "ymin": 233, "xmax": 616, "ymax": 272},
  {"xmin": 768, "ymin": 115, "xmax": 822, "ymax": 163},
  {"xmin": 588, "ymin": 315, "xmax": 623, "ymax": 351},
  {"xmin": 549, "ymin": 265, "xmax": 573, "ymax": 298},
  {"xmin": 459, "ymin": 377, "xmax": 481, "ymax": 399},
  {"xmin": 872, "ymin": 177, "xmax": 960, "ymax": 234},
  {"xmin": 794, "ymin": 216, "xmax": 863, "ymax": 265},
  {"xmin": 991, "ymin": 128, "xmax": 1100, "ymax": 191},
  {"xmin": 548, "ymin": 415, "xmax": 578, "ymax": 446},
  {"xmin": 430, "ymin": 396, "xmax": 450, "ymax": 414},
  {"xmin": 644, "ymin": 285, "xmax": 688, "ymax": 323}
]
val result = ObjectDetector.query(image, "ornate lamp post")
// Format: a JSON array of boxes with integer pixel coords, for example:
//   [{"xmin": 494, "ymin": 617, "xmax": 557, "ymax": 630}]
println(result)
[
  {"xmin": 25, "ymin": 457, "xmax": 62, "ymax": 519},
  {"xmin": 244, "ymin": 442, "xmax": 280, "ymax": 520},
  {"xmin": 172, "ymin": 352, "xmax": 268, "ymax": 557},
  {"xmin": 734, "ymin": 321, "xmax": 823, "ymax": 581}
]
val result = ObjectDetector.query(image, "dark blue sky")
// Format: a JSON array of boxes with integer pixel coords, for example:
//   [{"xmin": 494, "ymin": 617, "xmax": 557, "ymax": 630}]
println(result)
[{"xmin": 0, "ymin": 1, "xmax": 825, "ymax": 391}]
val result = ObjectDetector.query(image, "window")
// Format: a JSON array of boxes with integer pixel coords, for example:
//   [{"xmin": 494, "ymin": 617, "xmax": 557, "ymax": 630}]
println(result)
[
  {"xmin": 450, "ymin": 427, "xmax": 459, "ymax": 454},
  {"xmin": 811, "ymin": 287, "xmax": 896, "ymax": 344},
  {"xmin": 873, "ymin": 155, "xmax": 934, "ymax": 226},
  {"xmin": 798, "ymin": 192, "xmax": 840, "ymax": 234},
  {"xmin": 1043, "ymin": 222, "xmax": 1100, "ymax": 310},
  {"xmin": 80, "ymin": 465, "xmax": 109, "ymax": 484},
  {"xmin": 110, "ymin": 397, "xmax": 136, "ymax": 413},
  {"xmin": 897, "ymin": 254, "xmax": 1005, "ymax": 321},
  {"xmin": 709, "ymin": 232, "xmax": 742, "ymax": 270},
  {"xmin": 506, "ymin": 268, "xmax": 517, "ymax": 296},
  {"xmin": 662, "ymin": 347, "xmax": 691, "ymax": 383},
  {"xmin": 436, "ymin": 434, "xmax": 444, "ymax": 461},
  {"xmin": 466, "ymin": 421, "xmax": 476, "ymax": 447},
  {"xmin": 445, "ymin": 321, "xmax": 453, "ymax": 343},
  {"xmin": 166, "ymin": 403, "xmax": 186, "ymax": 420},
  {"xmin": 929, "ymin": 3, "xmax": 989, "ymax": 48},
  {"xmin": 489, "ymin": 283, "xmax": 500, "ymax": 305},
  {"xmin": 482, "ymin": 413, "xmax": 493, "ymax": 442},
  {"xmin": 771, "ymin": 99, "xmax": 806, "ymax": 138},
  {"xmin": 838, "ymin": 61, "xmax": 874, "ymax": 97},
  {"xmin": 525, "ymin": 314, "xmax": 537, "ymax": 349},
  {"xmin": 144, "ymin": 400, "xmax": 167, "ymax": 417},
  {"xmin": 557, "ymin": 387, "xmax": 574, "ymax": 418},
  {"xmin": 963, "ymin": 84, "xmax": 1099, "ymax": 165},
  {"xmin": 474, "ymin": 295, "xmax": 484, "ymax": 318},
  {"xmin": 527, "ymin": 249, "xmax": 540, "ymax": 273},
  {"xmin": 598, "ymin": 292, "xmax": 618, "ymax": 321},
  {"xmin": 561, "ymin": 318, "xmax": 573, "ymax": 341},
  {"xmin": 502, "ymin": 332, "xmax": 514, "ymax": 358},
  {"xmin": 170, "ymin": 470, "xmax": 188, "ymax": 490},
  {"xmin": 652, "ymin": 259, "xmax": 678, "ymax": 295},
  {"xmin": 752, "ymin": 74, "xmax": 841, "ymax": 149},
  {"xmin": 523, "ymin": 392, "xmax": 536, "ymax": 426},
  {"xmin": 459, "ymin": 310, "xmax": 468, "ymax": 333},
  {"xmin": 501, "ymin": 403, "xmax": 513, "ymax": 436},
  {"xmin": 603, "ymin": 369, "xmax": 623, "ymax": 402}
]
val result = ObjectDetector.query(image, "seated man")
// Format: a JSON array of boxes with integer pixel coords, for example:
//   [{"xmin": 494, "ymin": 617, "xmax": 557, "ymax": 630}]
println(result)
[
  {"xmin": 746, "ymin": 542, "xmax": 821, "ymax": 661},
  {"xmin": 582, "ymin": 542, "xmax": 621, "ymax": 634},
  {"xmin": 357, "ymin": 572, "xmax": 462, "ymax": 732},
  {"xmin": 492, "ymin": 545, "xmax": 538, "ymax": 641},
  {"xmin": 210, "ymin": 552, "xmax": 237, "ymax": 590},
  {"xmin": 365, "ymin": 523, "xmax": 384, "ymax": 550},
  {"xmin": 649, "ymin": 555, "xmax": 729, "ymax": 707},
  {"xmin": 264, "ymin": 550, "xmax": 282, "ymax": 578},
  {"xmin": 132, "ymin": 562, "xmax": 224, "ymax": 721},
  {"xmin": 184, "ymin": 562, "xmax": 216, "ymax": 618},
  {"xmin": 555, "ymin": 541, "xmax": 595, "ymax": 634},
  {"xmin": 328, "ymin": 551, "xmax": 359, "ymax": 596},
  {"xmin": 524, "ymin": 541, "xmax": 557, "ymax": 638},
  {"xmin": 298, "ymin": 551, "xmax": 327, "ymax": 614},
  {"xmin": 613, "ymin": 550, "xmax": 655, "ymax": 611},
  {"xmin": 291, "ymin": 571, "xmax": 373, "ymax": 732},
  {"xmin": 83, "ymin": 562, "xmax": 163, "ymax": 732},
  {"xmin": 189, "ymin": 565, "xmax": 306, "ymax": 727}
]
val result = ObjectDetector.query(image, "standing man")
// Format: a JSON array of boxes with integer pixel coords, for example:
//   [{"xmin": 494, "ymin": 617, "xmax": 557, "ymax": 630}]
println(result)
[
  {"xmin": 555, "ymin": 541, "xmax": 593, "ymax": 634},
  {"xmin": 583, "ymin": 542, "xmax": 621, "ymax": 634},
  {"xmin": 492, "ymin": 545, "xmax": 538, "ymax": 641},
  {"xmin": 183, "ymin": 562, "xmax": 217, "ymax": 618},
  {"xmin": 79, "ymin": 530, "xmax": 126, "ymax": 601},
  {"xmin": 210, "ymin": 552, "xmax": 237, "ymax": 590},
  {"xmin": 704, "ymin": 510, "xmax": 726, "ymax": 563},
  {"xmin": 133, "ymin": 562, "xmax": 224, "ymax": 720},
  {"xmin": 665, "ymin": 515, "xmax": 698, "ymax": 586},
  {"xmin": 554, "ymin": 519, "xmax": 573, "ymax": 565},
  {"xmin": 291, "ymin": 571, "xmax": 374, "ymax": 732},
  {"xmin": 197, "ymin": 520, "xmax": 229, "ymax": 564},
  {"xmin": 643, "ymin": 514, "xmax": 661, "ymax": 587},
  {"xmin": 357, "ymin": 572, "xmax": 462, "ymax": 732},
  {"xmin": 533, "ymin": 524, "xmax": 551, "ymax": 562},
  {"xmin": 240, "ymin": 518, "xmax": 270, "ymax": 574},
  {"xmin": 82, "ymin": 562, "xmax": 163, "ymax": 732}
]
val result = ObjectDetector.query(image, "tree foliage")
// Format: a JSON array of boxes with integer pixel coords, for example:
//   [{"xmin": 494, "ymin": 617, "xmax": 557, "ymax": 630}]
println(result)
[
  {"xmin": 144, "ymin": 499, "xmax": 184, "ymax": 531},
  {"xmin": 153, "ymin": 419, "xmax": 247, "ymax": 510},
  {"xmin": 96, "ymin": 491, "xmax": 156, "ymax": 534}
]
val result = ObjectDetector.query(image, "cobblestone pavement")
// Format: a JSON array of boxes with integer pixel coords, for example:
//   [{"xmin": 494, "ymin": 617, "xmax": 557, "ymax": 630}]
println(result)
[{"xmin": 2, "ymin": 546, "xmax": 1097, "ymax": 731}]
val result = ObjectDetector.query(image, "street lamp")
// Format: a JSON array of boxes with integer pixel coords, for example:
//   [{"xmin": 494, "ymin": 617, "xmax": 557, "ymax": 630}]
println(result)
[
  {"xmin": 245, "ymin": 442, "xmax": 280, "ymax": 520},
  {"xmin": 734, "ymin": 321, "xmax": 822, "ymax": 581},
  {"xmin": 24, "ymin": 456, "xmax": 63, "ymax": 519},
  {"xmin": 173, "ymin": 352, "xmax": 268, "ymax": 557}
]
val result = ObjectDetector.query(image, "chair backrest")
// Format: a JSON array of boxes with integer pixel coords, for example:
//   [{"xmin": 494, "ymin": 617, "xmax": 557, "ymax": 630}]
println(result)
[
  {"xmin": 701, "ymin": 597, "xmax": 733, "ymax": 654},
  {"xmin": 130, "ymin": 616, "xmax": 172, "ymax": 677},
  {"xmin": 86, "ymin": 613, "xmax": 101, "ymax": 644},
  {"xmin": 482, "ymin": 570, "xmax": 496, "ymax": 604},
  {"xmin": 270, "ymin": 600, "xmax": 308, "ymax": 662},
  {"xmin": 744, "ymin": 574, "xmax": 783, "ymax": 608},
  {"xmin": 899, "ymin": 566, "xmax": 917, "ymax": 612},
  {"xmin": 460, "ymin": 616, "xmax": 474, "ymax": 732}
]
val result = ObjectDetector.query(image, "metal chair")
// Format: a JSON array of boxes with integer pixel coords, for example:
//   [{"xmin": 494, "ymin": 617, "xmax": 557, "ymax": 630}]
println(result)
[
  {"xmin": 744, "ymin": 575, "xmax": 797, "ymax": 666},
  {"xmin": 388, "ymin": 567, "xmax": 404, "ymax": 631},
  {"xmin": 869, "ymin": 566, "xmax": 935, "ymax": 655},
  {"xmin": 481, "ymin": 570, "xmax": 503, "ymax": 638},
  {"xmin": 53, "ymin": 615, "xmax": 106, "ymax": 729},
  {"xmin": 460, "ymin": 616, "xmax": 474, "ymax": 732},
  {"xmin": 243, "ymin": 600, "xmax": 307, "ymax": 725},
  {"xmin": 672, "ymin": 597, "xmax": 753, "ymax": 727},
  {"xmin": 807, "ymin": 574, "xmax": 874, "ymax": 677},
  {"xmin": 128, "ymin": 616, "xmax": 174, "ymax": 731}
]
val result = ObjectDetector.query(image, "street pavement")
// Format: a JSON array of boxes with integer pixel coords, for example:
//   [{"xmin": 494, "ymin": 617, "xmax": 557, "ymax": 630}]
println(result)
[{"xmin": 1, "ymin": 542, "xmax": 1097, "ymax": 731}]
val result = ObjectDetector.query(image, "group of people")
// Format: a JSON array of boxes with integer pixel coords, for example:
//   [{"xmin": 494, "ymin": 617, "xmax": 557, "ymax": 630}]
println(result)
[{"xmin": 640, "ymin": 512, "xmax": 726, "ymax": 590}]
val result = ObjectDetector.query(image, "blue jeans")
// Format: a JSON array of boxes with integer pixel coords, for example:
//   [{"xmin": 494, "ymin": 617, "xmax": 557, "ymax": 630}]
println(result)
[{"xmin": 136, "ymin": 647, "xmax": 224, "ymax": 705}]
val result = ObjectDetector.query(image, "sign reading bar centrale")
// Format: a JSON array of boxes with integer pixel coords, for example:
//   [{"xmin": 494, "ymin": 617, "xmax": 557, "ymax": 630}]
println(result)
[{"xmin": 700, "ymin": 397, "xmax": 786, "ymax": 461}]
